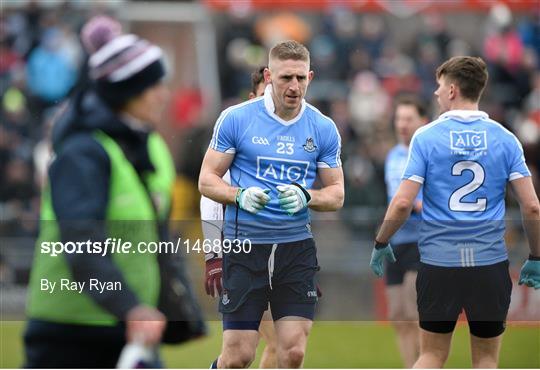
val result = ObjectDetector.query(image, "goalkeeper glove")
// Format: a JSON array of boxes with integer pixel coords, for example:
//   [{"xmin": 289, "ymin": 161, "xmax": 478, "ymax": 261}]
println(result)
[
  {"xmin": 204, "ymin": 252, "xmax": 223, "ymax": 298},
  {"xmin": 518, "ymin": 256, "xmax": 540, "ymax": 290},
  {"xmin": 276, "ymin": 182, "xmax": 311, "ymax": 216},
  {"xmin": 369, "ymin": 241, "xmax": 396, "ymax": 277},
  {"xmin": 236, "ymin": 187, "xmax": 271, "ymax": 214}
]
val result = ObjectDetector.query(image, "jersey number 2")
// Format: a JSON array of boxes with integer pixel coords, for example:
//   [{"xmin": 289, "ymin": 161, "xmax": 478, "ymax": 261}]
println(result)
[{"xmin": 449, "ymin": 161, "xmax": 487, "ymax": 212}]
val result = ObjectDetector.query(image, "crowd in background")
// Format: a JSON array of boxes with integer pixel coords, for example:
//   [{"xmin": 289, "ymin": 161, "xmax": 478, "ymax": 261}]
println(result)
[
  {"xmin": 211, "ymin": 5, "xmax": 540, "ymax": 208},
  {"xmin": 1, "ymin": 2, "xmax": 539, "ymax": 282}
]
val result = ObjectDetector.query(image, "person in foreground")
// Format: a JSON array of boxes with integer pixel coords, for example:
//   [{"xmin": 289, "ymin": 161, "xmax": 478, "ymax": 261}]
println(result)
[
  {"xmin": 25, "ymin": 16, "xmax": 173, "ymax": 367},
  {"xmin": 200, "ymin": 67, "xmax": 279, "ymax": 368},
  {"xmin": 370, "ymin": 56, "xmax": 540, "ymax": 368},
  {"xmin": 383, "ymin": 96, "xmax": 428, "ymax": 367},
  {"xmin": 199, "ymin": 40, "xmax": 344, "ymax": 368}
]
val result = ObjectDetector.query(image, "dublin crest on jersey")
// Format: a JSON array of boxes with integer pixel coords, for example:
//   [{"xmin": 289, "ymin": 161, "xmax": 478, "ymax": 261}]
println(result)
[
  {"xmin": 222, "ymin": 291, "xmax": 230, "ymax": 305},
  {"xmin": 303, "ymin": 137, "xmax": 317, "ymax": 152}
]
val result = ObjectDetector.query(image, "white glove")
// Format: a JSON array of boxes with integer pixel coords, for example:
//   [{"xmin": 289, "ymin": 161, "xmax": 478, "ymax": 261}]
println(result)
[
  {"xmin": 276, "ymin": 183, "xmax": 310, "ymax": 216},
  {"xmin": 236, "ymin": 187, "xmax": 271, "ymax": 214}
]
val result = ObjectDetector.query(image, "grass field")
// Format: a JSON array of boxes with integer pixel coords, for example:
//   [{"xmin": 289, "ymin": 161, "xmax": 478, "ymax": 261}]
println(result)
[{"xmin": 1, "ymin": 321, "xmax": 539, "ymax": 368}]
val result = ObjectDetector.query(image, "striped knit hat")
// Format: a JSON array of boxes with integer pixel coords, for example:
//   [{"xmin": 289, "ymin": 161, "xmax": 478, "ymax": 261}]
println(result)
[{"xmin": 80, "ymin": 15, "xmax": 165, "ymax": 109}]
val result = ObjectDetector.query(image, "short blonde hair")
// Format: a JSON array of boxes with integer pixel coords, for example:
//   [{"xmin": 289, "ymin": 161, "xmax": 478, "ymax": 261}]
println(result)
[{"xmin": 269, "ymin": 40, "xmax": 310, "ymax": 64}]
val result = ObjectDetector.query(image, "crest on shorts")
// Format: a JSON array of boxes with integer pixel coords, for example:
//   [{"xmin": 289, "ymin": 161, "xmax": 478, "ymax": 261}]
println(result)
[
  {"xmin": 222, "ymin": 291, "xmax": 230, "ymax": 305},
  {"xmin": 303, "ymin": 137, "xmax": 317, "ymax": 153}
]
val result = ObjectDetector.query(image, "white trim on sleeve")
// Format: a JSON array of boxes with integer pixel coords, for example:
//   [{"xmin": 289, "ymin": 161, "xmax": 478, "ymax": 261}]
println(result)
[
  {"xmin": 407, "ymin": 175, "xmax": 425, "ymax": 184},
  {"xmin": 509, "ymin": 172, "xmax": 525, "ymax": 181}
]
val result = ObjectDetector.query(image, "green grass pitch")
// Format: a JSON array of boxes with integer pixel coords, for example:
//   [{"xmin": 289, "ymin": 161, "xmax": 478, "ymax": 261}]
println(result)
[{"xmin": 1, "ymin": 321, "xmax": 538, "ymax": 368}]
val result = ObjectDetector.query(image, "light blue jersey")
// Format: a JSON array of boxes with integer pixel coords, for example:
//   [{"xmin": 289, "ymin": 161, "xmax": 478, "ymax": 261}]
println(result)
[
  {"xmin": 210, "ymin": 86, "xmax": 342, "ymax": 243},
  {"xmin": 385, "ymin": 144, "xmax": 422, "ymax": 246},
  {"xmin": 403, "ymin": 110, "xmax": 531, "ymax": 267}
]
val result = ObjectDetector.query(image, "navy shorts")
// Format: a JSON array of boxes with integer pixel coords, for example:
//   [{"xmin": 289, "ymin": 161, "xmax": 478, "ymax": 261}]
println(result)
[
  {"xmin": 416, "ymin": 260, "xmax": 512, "ymax": 338},
  {"xmin": 385, "ymin": 242, "xmax": 420, "ymax": 286},
  {"xmin": 220, "ymin": 238, "xmax": 319, "ymax": 331}
]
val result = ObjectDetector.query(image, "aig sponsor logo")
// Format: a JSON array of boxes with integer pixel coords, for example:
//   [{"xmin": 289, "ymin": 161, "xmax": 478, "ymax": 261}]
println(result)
[
  {"xmin": 450, "ymin": 130, "xmax": 487, "ymax": 151},
  {"xmin": 256, "ymin": 156, "xmax": 309, "ymax": 187},
  {"xmin": 252, "ymin": 136, "xmax": 270, "ymax": 145}
]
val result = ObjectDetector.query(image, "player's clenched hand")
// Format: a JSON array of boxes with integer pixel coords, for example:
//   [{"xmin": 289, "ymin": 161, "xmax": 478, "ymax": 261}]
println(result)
[
  {"xmin": 369, "ymin": 241, "xmax": 396, "ymax": 277},
  {"xmin": 518, "ymin": 258, "xmax": 540, "ymax": 289},
  {"xmin": 205, "ymin": 253, "xmax": 223, "ymax": 297},
  {"xmin": 126, "ymin": 305, "xmax": 166, "ymax": 345},
  {"xmin": 236, "ymin": 187, "xmax": 271, "ymax": 214},
  {"xmin": 277, "ymin": 182, "xmax": 311, "ymax": 216}
]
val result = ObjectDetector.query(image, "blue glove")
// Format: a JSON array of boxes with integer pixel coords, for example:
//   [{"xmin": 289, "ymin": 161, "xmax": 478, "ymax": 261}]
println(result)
[
  {"xmin": 518, "ymin": 258, "xmax": 540, "ymax": 290},
  {"xmin": 369, "ymin": 241, "xmax": 396, "ymax": 277}
]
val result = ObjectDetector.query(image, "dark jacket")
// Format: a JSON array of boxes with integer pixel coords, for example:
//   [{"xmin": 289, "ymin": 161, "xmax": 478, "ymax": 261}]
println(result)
[{"xmin": 49, "ymin": 88, "xmax": 157, "ymax": 318}]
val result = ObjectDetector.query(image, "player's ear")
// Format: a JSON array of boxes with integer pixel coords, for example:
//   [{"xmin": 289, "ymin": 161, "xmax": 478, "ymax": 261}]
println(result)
[
  {"xmin": 263, "ymin": 68, "xmax": 271, "ymax": 84},
  {"xmin": 308, "ymin": 70, "xmax": 314, "ymax": 82},
  {"xmin": 449, "ymin": 83, "xmax": 457, "ymax": 100}
]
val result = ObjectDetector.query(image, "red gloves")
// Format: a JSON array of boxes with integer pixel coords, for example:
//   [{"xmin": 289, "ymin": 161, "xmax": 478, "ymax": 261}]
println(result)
[{"xmin": 205, "ymin": 254, "xmax": 223, "ymax": 298}]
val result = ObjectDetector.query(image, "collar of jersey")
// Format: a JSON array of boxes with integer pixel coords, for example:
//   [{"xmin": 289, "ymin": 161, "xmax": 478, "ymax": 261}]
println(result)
[
  {"xmin": 263, "ymin": 84, "xmax": 306, "ymax": 126},
  {"xmin": 439, "ymin": 110, "xmax": 489, "ymax": 122}
]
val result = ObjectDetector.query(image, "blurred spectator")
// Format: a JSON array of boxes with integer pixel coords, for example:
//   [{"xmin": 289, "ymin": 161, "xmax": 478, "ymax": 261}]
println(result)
[
  {"xmin": 0, "ymin": 39, "xmax": 23, "ymax": 79},
  {"xmin": 357, "ymin": 14, "xmax": 386, "ymax": 61},
  {"xmin": 26, "ymin": 27, "xmax": 78, "ymax": 108},
  {"xmin": 0, "ymin": 155, "xmax": 35, "ymax": 204},
  {"xmin": 484, "ymin": 19, "xmax": 524, "ymax": 72},
  {"xmin": 324, "ymin": 8, "xmax": 362, "ymax": 80},
  {"xmin": 518, "ymin": 14, "xmax": 540, "ymax": 67},
  {"xmin": 415, "ymin": 42, "xmax": 441, "ymax": 102},
  {"xmin": 483, "ymin": 2, "xmax": 531, "ymax": 113},
  {"xmin": 254, "ymin": 11, "xmax": 312, "ymax": 48},
  {"xmin": 215, "ymin": 8, "xmax": 259, "ymax": 99},
  {"xmin": 414, "ymin": 13, "xmax": 451, "ymax": 61},
  {"xmin": 348, "ymin": 71, "xmax": 390, "ymax": 137}
]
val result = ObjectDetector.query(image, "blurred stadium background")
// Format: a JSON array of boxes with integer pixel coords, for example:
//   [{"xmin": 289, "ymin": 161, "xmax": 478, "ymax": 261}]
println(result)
[{"xmin": 0, "ymin": 0, "xmax": 539, "ymax": 368}]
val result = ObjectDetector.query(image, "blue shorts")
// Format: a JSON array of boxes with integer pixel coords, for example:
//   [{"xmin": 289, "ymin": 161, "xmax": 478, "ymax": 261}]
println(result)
[{"xmin": 220, "ymin": 238, "xmax": 319, "ymax": 331}]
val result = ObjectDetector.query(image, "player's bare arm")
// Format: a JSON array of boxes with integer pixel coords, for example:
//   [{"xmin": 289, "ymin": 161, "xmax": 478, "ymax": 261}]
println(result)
[
  {"xmin": 198, "ymin": 148, "xmax": 236, "ymax": 205},
  {"xmin": 510, "ymin": 177, "xmax": 540, "ymax": 256},
  {"xmin": 376, "ymin": 179, "xmax": 422, "ymax": 243},
  {"xmin": 308, "ymin": 167, "xmax": 345, "ymax": 211}
]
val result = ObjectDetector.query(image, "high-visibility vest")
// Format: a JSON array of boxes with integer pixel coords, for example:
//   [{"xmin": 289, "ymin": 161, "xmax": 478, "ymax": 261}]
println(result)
[{"xmin": 27, "ymin": 130, "xmax": 175, "ymax": 325}]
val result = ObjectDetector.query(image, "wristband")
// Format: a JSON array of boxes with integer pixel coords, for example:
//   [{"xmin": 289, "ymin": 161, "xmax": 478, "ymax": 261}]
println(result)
[
  {"xmin": 529, "ymin": 254, "xmax": 540, "ymax": 261},
  {"xmin": 205, "ymin": 251, "xmax": 223, "ymax": 261},
  {"xmin": 374, "ymin": 240, "xmax": 388, "ymax": 250},
  {"xmin": 235, "ymin": 188, "xmax": 244, "ymax": 206},
  {"xmin": 291, "ymin": 182, "xmax": 312, "ymax": 203}
]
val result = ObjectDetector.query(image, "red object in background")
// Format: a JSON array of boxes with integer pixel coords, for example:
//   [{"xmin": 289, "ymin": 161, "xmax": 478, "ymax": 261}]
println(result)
[
  {"xmin": 530, "ymin": 111, "xmax": 540, "ymax": 127},
  {"xmin": 381, "ymin": 75, "xmax": 422, "ymax": 98},
  {"xmin": 0, "ymin": 48, "xmax": 22, "ymax": 74},
  {"xmin": 484, "ymin": 30, "xmax": 524, "ymax": 72},
  {"xmin": 204, "ymin": 0, "xmax": 538, "ymax": 12},
  {"xmin": 170, "ymin": 88, "xmax": 203, "ymax": 129},
  {"xmin": 373, "ymin": 278, "xmax": 387, "ymax": 320}
]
